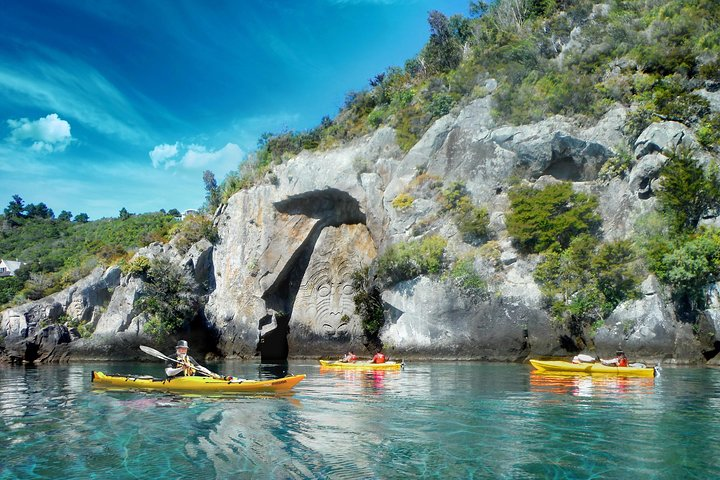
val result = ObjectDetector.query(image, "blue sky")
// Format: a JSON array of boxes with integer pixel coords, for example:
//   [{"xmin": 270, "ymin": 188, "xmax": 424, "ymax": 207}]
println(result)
[{"xmin": 0, "ymin": 0, "xmax": 469, "ymax": 220}]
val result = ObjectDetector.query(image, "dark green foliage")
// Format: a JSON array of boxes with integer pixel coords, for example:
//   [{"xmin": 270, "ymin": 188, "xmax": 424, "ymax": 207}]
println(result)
[
  {"xmin": 135, "ymin": 256, "xmax": 198, "ymax": 341},
  {"xmin": 645, "ymin": 228, "xmax": 720, "ymax": 310},
  {"xmin": 203, "ymin": 170, "xmax": 221, "ymax": 212},
  {"xmin": 25, "ymin": 203, "xmax": 54, "ymax": 219},
  {"xmin": 4, "ymin": 195, "xmax": 56, "ymax": 225},
  {"xmin": 4, "ymin": 195, "xmax": 25, "ymax": 222},
  {"xmin": 375, "ymin": 235, "xmax": 447, "ymax": 288},
  {"xmin": 656, "ymin": 148, "xmax": 720, "ymax": 234},
  {"xmin": 535, "ymin": 235, "xmax": 639, "ymax": 334},
  {"xmin": 57, "ymin": 211, "xmax": 72, "ymax": 221},
  {"xmin": 507, "ymin": 182, "xmax": 601, "ymax": 253},
  {"xmin": 425, "ymin": 92, "xmax": 455, "ymax": 118},
  {"xmin": 119, "ymin": 208, "xmax": 131, "ymax": 220},
  {"xmin": 422, "ymin": 11, "xmax": 463, "ymax": 74},
  {"xmin": 73, "ymin": 213, "xmax": 89, "ymax": 223},
  {"xmin": 0, "ymin": 276, "xmax": 23, "ymax": 305},
  {"xmin": 351, "ymin": 266, "xmax": 385, "ymax": 337}
]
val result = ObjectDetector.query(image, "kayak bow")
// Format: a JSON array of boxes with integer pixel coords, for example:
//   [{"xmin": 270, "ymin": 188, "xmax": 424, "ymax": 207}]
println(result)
[{"xmin": 91, "ymin": 371, "xmax": 305, "ymax": 392}]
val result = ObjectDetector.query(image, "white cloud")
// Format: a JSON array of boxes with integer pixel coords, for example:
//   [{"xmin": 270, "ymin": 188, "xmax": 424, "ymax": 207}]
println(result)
[
  {"xmin": 149, "ymin": 142, "xmax": 243, "ymax": 172},
  {"xmin": 149, "ymin": 142, "xmax": 179, "ymax": 169},
  {"xmin": 182, "ymin": 143, "xmax": 243, "ymax": 168},
  {"xmin": 7, "ymin": 113, "xmax": 72, "ymax": 153}
]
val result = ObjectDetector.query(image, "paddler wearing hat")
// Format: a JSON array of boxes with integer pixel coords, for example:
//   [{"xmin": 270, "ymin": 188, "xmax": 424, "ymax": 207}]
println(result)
[{"xmin": 165, "ymin": 340, "xmax": 201, "ymax": 377}]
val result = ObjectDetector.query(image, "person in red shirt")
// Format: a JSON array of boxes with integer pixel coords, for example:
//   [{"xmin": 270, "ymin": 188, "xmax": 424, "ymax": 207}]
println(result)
[
  {"xmin": 341, "ymin": 351, "xmax": 358, "ymax": 362},
  {"xmin": 371, "ymin": 351, "xmax": 386, "ymax": 364},
  {"xmin": 601, "ymin": 351, "xmax": 628, "ymax": 367}
]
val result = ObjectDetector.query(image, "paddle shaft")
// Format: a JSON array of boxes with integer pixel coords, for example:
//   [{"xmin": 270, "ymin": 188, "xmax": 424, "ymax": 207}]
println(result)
[{"xmin": 139, "ymin": 345, "xmax": 219, "ymax": 378}]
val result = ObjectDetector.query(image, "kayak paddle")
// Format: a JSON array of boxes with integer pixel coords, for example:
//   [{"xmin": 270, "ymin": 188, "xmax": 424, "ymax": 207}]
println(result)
[{"xmin": 139, "ymin": 345, "xmax": 222, "ymax": 379}]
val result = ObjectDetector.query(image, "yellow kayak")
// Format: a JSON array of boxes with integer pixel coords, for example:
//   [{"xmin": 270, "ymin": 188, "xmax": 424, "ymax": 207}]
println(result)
[
  {"xmin": 91, "ymin": 371, "xmax": 306, "ymax": 392},
  {"xmin": 529, "ymin": 359, "xmax": 656, "ymax": 378},
  {"xmin": 319, "ymin": 360, "xmax": 403, "ymax": 370}
]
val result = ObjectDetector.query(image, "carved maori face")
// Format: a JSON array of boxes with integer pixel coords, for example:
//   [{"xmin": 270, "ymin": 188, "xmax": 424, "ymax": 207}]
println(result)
[{"xmin": 297, "ymin": 259, "xmax": 358, "ymax": 338}]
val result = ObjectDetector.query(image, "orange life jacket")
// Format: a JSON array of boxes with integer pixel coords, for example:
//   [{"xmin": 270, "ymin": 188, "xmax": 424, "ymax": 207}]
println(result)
[
  {"xmin": 372, "ymin": 353, "xmax": 386, "ymax": 364},
  {"xmin": 618, "ymin": 357, "xmax": 628, "ymax": 367}
]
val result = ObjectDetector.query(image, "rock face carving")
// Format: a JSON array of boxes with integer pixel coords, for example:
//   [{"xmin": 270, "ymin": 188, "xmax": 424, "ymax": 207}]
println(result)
[{"xmin": 289, "ymin": 224, "xmax": 376, "ymax": 347}]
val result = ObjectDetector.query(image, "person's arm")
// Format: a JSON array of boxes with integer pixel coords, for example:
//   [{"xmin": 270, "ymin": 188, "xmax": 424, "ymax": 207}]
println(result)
[{"xmin": 166, "ymin": 366, "xmax": 184, "ymax": 377}]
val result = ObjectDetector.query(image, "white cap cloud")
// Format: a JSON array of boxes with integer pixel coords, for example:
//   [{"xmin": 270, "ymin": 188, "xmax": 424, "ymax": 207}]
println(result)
[
  {"xmin": 7, "ymin": 113, "xmax": 72, "ymax": 152},
  {"xmin": 149, "ymin": 142, "xmax": 243, "ymax": 171}
]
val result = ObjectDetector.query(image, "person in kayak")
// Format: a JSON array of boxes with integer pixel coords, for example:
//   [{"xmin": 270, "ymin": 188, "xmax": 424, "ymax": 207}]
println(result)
[
  {"xmin": 165, "ymin": 340, "xmax": 201, "ymax": 377},
  {"xmin": 371, "ymin": 351, "xmax": 386, "ymax": 364},
  {"xmin": 341, "ymin": 351, "xmax": 358, "ymax": 362},
  {"xmin": 600, "ymin": 351, "xmax": 628, "ymax": 367}
]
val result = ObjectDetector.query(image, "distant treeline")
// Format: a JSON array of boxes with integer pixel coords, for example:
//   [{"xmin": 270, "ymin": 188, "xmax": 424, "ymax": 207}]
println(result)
[{"xmin": 0, "ymin": 195, "xmax": 181, "ymax": 307}]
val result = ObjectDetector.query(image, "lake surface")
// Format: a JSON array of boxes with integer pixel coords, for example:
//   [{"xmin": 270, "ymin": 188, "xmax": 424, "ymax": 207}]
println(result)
[{"xmin": 1, "ymin": 361, "xmax": 719, "ymax": 479}]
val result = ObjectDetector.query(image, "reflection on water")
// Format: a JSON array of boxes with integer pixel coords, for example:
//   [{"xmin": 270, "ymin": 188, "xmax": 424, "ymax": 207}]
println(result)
[
  {"xmin": 1, "ymin": 362, "xmax": 720, "ymax": 479},
  {"xmin": 530, "ymin": 372, "xmax": 656, "ymax": 397},
  {"xmin": 319, "ymin": 367, "xmax": 402, "ymax": 394},
  {"xmin": 258, "ymin": 362, "xmax": 289, "ymax": 379}
]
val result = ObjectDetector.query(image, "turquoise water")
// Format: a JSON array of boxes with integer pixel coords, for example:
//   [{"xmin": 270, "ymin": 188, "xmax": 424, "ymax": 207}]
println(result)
[{"xmin": 1, "ymin": 361, "xmax": 719, "ymax": 479}]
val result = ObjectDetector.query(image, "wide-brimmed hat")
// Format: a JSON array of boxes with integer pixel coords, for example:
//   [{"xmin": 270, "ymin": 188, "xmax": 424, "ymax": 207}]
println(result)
[{"xmin": 176, "ymin": 340, "xmax": 189, "ymax": 349}]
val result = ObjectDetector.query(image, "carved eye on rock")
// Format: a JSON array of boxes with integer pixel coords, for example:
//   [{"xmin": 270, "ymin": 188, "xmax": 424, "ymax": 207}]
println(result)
[
  {"xmin": 317, "ymin": 285, "xmax": 331, "ymax": 297},
  {"xmin": 342, "ymin": 284, "xmax": 354, "ymax": 295}
]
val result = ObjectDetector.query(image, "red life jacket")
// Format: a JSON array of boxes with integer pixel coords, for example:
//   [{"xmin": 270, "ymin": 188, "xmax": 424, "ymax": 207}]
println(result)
[
  {"xmin": 618, "ymin": 357, "xmax": 628, "ymax": 367},
  {"xmin": 372, "ymin": 353, "xmax": 386, "ymax": 364}
]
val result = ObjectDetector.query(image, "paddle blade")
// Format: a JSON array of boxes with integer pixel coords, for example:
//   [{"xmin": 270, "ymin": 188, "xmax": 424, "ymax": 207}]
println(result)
[{"xmin": 140, "ymin": 345, "xmax": 171, "ymax": 361}]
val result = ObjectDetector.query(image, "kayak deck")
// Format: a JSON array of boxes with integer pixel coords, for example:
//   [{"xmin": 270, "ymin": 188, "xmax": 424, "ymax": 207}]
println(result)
[
  {"xmin": 91, "ymin": 371, "xmax": 305, "ymax": 392},
  {"xmin": 530, "ymin": 359, "xmax": 656, "ymax": 377},
  {"xmin": 319, "ymin": 360, "xmax": 403, "ymax": 370}
]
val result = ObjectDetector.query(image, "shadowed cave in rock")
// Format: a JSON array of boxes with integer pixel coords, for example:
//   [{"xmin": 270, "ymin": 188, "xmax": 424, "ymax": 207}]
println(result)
[{"xmin": 258, "ymin": 188, "xmax": 367, "ymax": 362}]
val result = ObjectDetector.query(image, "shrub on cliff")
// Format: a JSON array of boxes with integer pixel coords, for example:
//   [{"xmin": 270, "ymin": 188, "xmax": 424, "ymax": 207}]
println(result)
[
  {"xmin": 648, "ymin": 229, "xmax": 720, "ymax": 311},
  {"xmin": 507, "ymin": 182, "xmax": 601, "ymax": 253},
  {"xmin": 375, "ymin": 235, "xmax": 447, "ymax": 288},
  {"xmin": 440, "ymin": 182, "xmax": 490, "ymax": 245},
  {"xmin": 656, "ymin": 147, "xmax": 720, "ymax": 234}
]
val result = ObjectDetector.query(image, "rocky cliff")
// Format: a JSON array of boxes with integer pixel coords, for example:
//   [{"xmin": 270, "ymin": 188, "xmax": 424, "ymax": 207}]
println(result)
[{"xmin": 4, "ymin": 86, "xmax": 720, "ymax": 365}]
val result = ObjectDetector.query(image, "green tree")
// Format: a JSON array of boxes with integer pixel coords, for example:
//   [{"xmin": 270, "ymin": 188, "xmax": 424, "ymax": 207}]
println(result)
[
  {"xmin": 134, "ymin": 256, "xmax": 198, "ymax": 341},
  {"xmin": 4, "ymin": 195, "xmax": 26, "ymax": 226},
  {"xmin": 119, "ymin": 207, "xmax": 131, "ymax": 220},
  {"xmin": 203, "ymin": 170, "xmax": 221, "ymax": 212},
  {"xmin": 656, "ymin": 147, "xmax": 720, "ymax": 234},
  {"xmin": 73, "ymin": 213, "xmax": 89, "ymax": 223},
  {"xmin": 422, "ymin": 10, "xmax": 463, "ymax": 74},
  {"xmin": 351, "ymin": 266, "xmax": 385, "ymax": 337},
  {"xmin": 167, "ymin": 209, "xmax": 181, "ymax": 217},
  {"xmin": 507, "ymin": 182, "xmax": 601, "ymax": 253},
  {"xmin": 25, "ymin": 202, "xmax": 54, "ymax": 219},
  {"xmin": 58, "ymin": 210, "xmax": 73, "ymax": 221}
]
